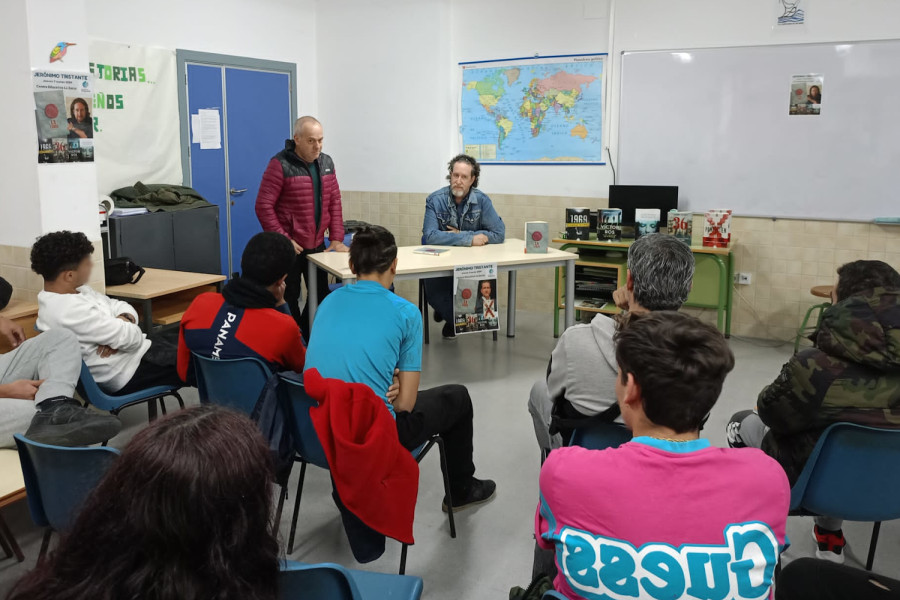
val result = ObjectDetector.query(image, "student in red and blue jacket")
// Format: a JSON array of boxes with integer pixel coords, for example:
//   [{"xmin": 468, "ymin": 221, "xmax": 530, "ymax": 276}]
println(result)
[{"xmin": 177, "ymin": 232, "xmax": 306, "ymax": 383}]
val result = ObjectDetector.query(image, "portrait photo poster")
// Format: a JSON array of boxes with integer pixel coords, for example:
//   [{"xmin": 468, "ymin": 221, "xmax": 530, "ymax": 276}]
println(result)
[{"xmin": 453, "ymin": 263, "xmax": 499, "ymax": 335}]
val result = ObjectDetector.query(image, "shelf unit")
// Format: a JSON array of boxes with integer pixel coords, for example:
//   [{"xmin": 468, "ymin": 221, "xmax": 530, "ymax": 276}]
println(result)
[{"xmin": 555, "ymin": 253, "xmax": 628, "ymax": 325}]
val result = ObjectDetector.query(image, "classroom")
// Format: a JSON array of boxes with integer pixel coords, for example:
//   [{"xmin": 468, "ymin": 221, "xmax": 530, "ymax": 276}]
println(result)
[{"xmin": 1, "ymin": 0, "xmax": 900, "ymax": 598}]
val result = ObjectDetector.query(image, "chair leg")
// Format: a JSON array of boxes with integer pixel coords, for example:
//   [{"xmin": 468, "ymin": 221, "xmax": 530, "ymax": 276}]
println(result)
[
  {"xmin": 866, "ymin": 521, "xmax": 881, "ymax": 571},
  {"xmin": 38, "ymin": 528, "xmax": 52, "ymax": 562},
  {"xmin": 0, "ymin": 515, "xmax": 23, "ymax": 562},
  {"xmin": 159, "ymin": 396, "xmax": 168, "ymax": 415},
  {"xmin": 171, "ymin": 391, "xmax": 185, "ymax": 409},
  {"xmin": 273, "ymin": 484, "xmax": 288, "ymax": 536},
  {"xmin": 146, "ymin": 398, "xmax": 158, "ymax": 421},
  {"xmin": 287, "ymin": 461, "xmax": 308, "ymax": 554},
  {"xmin": 435, "ymin": 437, "xmax": 457, "ymax": 539},
  {"xmin": 399, "ymin": 542, "xmax": 409, "ymax": 575}
]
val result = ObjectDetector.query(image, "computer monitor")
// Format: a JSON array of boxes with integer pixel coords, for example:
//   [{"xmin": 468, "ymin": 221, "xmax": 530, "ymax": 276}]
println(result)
[{"xmin": 608, "ymin": 185, "xmax": 679, "ymax": 232}]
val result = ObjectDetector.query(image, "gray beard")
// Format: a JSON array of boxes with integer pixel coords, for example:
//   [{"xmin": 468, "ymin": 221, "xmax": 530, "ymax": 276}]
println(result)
[{"xmin": 451, "ymin": 188, "xmax": 466, "ymax": 198}]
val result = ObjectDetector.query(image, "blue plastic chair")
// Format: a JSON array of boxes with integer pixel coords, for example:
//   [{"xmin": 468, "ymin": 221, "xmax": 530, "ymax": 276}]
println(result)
[
  {"xmin": 191, "ymin": 352, "xmax": 291, "ymax": 525},
  {"xmin": 191, "ymin": 353, "xmax": 273, "ymax": 415},
  {"xmin": 569, "ymin": 422, "xmax": 633, "ymax": 450},
  {"xmin": 278, "ymin": 373, "xmax": 456, "ymax": 574},
  {"xmin": 14, "ymin": 433, "xmax": 120, "ymax": 559},
  {"xmin": 280, "ymin": 561, "xmax": 423, "ymax": 599},
  {"xmin": 789, "ymin": 422, "xmax": 900, "ymax": 570},
  {"xmin": 77, "ymin": 361, "xmax": 184, "ymax": 424}
]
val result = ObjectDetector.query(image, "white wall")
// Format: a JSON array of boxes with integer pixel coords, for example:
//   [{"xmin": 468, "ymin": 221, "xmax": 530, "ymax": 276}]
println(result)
[
  {"xmin": 0, "ymin": 0, "xmax": 42, "ymax": 247},
  {"xmin": 317, "ymin": 0, "xmax": 613, "ymax": 197},
  {"xmin": 85, "ymin": 0, "xmax": 319, "ymax": 116}
]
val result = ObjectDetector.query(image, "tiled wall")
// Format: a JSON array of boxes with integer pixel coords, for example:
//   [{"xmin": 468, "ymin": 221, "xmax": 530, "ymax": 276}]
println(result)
[
  {"xmin": 340, "ymin": 190, "xmax": 900, "ymax": 341},
  {"xmin": 0, "ymin": 240, "xmax": 105, "ymax": 303}
]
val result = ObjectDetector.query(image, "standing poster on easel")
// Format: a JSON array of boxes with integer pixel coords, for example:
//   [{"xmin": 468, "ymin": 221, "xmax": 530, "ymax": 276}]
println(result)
[{"xmin": 453, "ymin": 263, "xmax": 499, "ymax": 335}]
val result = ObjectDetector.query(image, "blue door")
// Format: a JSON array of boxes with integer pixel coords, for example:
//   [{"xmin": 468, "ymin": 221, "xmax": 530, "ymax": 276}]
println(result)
[{"xmin": 186, "ymin": 64, "xmax": 292, "ymax": 276}]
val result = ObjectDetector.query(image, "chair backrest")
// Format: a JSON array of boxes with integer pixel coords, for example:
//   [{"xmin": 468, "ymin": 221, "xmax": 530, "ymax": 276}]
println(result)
[
  {"xmin": 279, "ymin": 563, "xmax": 361, "ymax": 600},
  {"xmin": 14, "ymin": 434, "xmax": 120, "ymax": 531},
  {"xmin": 542, "ymin": 591, "xmax": 568, "ymax": 600},
  {"xmin": 192, "ymin": 352, "xmax": 273, "ymax": 415},
  {"xmin": 76, "ymin": 361, "xmax": 116, "ymax": 411},
  {"xmin": 570, "ymin": 422, "xmax": 633, "ymax": 451},
  {"xmin": 278, "ymin": 374, "xmax": 329, "ymax": 469},
  {"xmin": 791, "ymin": 422, "xmax": 900, "ymax": 521}
]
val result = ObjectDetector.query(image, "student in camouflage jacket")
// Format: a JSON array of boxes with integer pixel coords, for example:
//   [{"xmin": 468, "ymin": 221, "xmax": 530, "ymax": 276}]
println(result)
[
  {"xmin": 729, "ymin": 261, "xmax": 900, "ymax": 481},
  {"xmin": 727, "ymin": 260, "xmax": 900, "ymax": 563}
]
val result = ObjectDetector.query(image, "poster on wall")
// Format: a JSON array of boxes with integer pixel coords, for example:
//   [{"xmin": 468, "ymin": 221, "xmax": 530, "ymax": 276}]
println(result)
[
  {"xmin": 33, "ymin": 70, "xmax": 94, "ymax": 163},
  {"xmin": 459, "ymin": 53, "xmax": 606, "ymax": 165},
  {"xmin": 453, "ymin": 263, "xmax": 499, "ymax": 336},
  {"xmin": 89, "ymin": 40, "xmax": 183, "ymax": 194},
  {"xmin": 789, "ymin": 74, "xmax": 823, "ymax": 116}
]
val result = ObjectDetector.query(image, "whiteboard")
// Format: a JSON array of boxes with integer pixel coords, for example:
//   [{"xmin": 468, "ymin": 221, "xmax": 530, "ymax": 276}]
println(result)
[{"xmin": 618, "ymin": 40, "xmax": 900, "ymax": 221}]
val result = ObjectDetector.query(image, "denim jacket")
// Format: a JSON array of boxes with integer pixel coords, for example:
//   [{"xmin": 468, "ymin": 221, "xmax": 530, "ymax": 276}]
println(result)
[{"xmin": 422, "ymin": 186, "xmax": 506, "ymax": 247}]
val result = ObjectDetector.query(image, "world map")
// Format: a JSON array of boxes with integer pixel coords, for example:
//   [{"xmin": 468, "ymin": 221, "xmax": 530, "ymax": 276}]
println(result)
[{"xmin": 460, "ymin": 56, "xmax": 605, "ymax": 164}]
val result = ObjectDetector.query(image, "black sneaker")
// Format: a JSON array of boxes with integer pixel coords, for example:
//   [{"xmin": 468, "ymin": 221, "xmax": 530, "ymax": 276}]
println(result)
[
  {"xmin": 25, "ymin": 397, "xmax": 122, "ymax": 447},
  {"xmin": 442, "ymin": 478, "xmax": 496, "ymax": 513},
  {"xmin": 813, "ymin": 525, "xmax": 846, "ymax": 564},
  {"xmin": 433, "ymin": 310, "xmax": 444, "ymax": 323},
  {"xmin": 442, "ymin": 323, "xmax": 456, "ymax": 340}
]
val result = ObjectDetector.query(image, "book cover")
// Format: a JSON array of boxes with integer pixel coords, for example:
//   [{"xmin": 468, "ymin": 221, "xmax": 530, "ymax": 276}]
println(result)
[
  {"xmin": 565, "ymin": 208, "xmax": 591, "ymax": 240},
  {"xmin": 634, "ymin": 208, "xmax": 661, "ymax": 239},
  {"xmin": 525, "ymin": 221, "xmax": 549, "ymax": 253},
  {"xmin": 599, "ymin": 208, "xmax": 622, "ymax": 242},
  {"xmin": 413, "ymin": 247, "xmax": 450, "ymax": 256},
  {"xmin": 667, "ymin": 210, "xmax": 693, "ymax": 245},
  {"xmin": 702, "ymin": 209, "xmax": 733, "ymax": 248}
]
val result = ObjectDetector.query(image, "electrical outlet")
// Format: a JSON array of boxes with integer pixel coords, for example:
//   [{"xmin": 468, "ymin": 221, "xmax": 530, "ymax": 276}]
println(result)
[{"xmin": 736, "ymin": 272, "xmax": 752, "ymax": 285}]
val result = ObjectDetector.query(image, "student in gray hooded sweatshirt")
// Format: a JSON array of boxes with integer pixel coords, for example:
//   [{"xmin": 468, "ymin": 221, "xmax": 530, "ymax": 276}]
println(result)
[{"xmin": 527, "ymin": 234, "xmax": 695, "ymax": 455}]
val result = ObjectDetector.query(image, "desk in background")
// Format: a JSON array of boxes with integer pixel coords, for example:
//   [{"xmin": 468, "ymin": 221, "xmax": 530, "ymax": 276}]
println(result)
[
  {"xmin": 552, "ymin": 237, "xmax": 734, "ymax": 338},
  {"xmin": 0, "ymin": 301, "xmax": 39, "ymax": 355},
  {"xmin": 306, "ymin": 239, "xmax": 577, "ymax": 336},
  {"xmin": 106, "ymin": 268, "xmax": 226, "ymax": 332}
]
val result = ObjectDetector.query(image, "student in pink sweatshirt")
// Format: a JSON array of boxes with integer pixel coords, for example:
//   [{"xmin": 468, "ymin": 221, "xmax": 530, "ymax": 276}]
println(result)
[{"xmin": 535, "ymin": 311, "xmax": 790, "ymax": 600}]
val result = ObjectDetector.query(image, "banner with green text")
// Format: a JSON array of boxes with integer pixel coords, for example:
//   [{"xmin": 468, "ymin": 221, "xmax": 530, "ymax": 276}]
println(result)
[{"xmin": 89, "ymin": 40, "xmax": 182, "ymax": 194}]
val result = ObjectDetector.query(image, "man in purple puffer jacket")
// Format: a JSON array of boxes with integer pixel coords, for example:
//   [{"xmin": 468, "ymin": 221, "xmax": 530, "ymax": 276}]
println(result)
[{"xmin": 256, "ymin": 116, "xmax": 347, "ymax": 341}]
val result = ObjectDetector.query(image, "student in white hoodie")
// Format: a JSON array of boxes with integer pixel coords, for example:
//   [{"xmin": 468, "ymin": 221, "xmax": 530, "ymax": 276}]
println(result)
[
  {"xmin": 527, "ymin": 234, "xmax": 695, "ymax": 456},
  {"xmin": 32, "ymin": 231, "xmax": 182, "ymax": 396}
]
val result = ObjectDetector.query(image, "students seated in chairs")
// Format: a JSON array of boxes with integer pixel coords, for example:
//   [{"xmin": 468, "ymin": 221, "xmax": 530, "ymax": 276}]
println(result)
[
  {"xmin": 528, "ymin": 233, "xmax": 695, "ymax": 456},
  {"xmin": 7, "ymin": 405, "xmax": 280, "ymax": 600},
  {"xmin": 305, "ymin": 225, "xmax": 496, "ymax": 512},
  {"xmin": 32, "ymin": 231, "xmax": 182, "ymax": 396},
  {"xmin": 178, "ymin": 231, "xmax": 306, "ymax": 380},
  {"xmin": 536, "ymin": 311, "xmax": 789, "ymax": 600},
  {"xmin": 727, "ymin": 260, "xmax": 900, "ymax": 564},
  {"xmin": 0, "ymin": 297, "xmax": 120, "ymax": 447}
]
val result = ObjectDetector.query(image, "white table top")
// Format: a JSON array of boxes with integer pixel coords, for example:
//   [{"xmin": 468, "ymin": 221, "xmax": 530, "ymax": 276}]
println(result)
[{"xmin": 308, "ymin": 238, "xmax": 575, "ymax": 280}]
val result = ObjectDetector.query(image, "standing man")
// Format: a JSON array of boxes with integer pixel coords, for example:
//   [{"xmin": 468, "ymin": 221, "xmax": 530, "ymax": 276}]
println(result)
[
  {"xmin": 256, "ymin": 116, "xmax": 347, "ymax": 342},
  {"xmin": 422, "ymin": 154, "xmax": 505, "ymax": 339}
]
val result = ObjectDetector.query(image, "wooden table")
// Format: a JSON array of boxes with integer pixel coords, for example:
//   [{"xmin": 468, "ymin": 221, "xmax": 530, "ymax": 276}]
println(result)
[
  {"xmin": 552, "ymin": 237, "xmax": 735, "ymax": 337},
  {"xmin": 307, "ymin": 239, "xmax": 577, "ymax": 337},
  {"xmin": 0, "ymin": 301, "xmax": 39, "ymax": 354},
  {"xmin": 106, "ymin": 268, "xmax": 226, "ymax": 332}
]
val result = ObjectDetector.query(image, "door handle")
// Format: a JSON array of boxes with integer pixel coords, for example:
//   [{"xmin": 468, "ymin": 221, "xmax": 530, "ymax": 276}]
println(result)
[{"xmin": 230, "ymin": 188, "xmax": 248, "ymax": 195}]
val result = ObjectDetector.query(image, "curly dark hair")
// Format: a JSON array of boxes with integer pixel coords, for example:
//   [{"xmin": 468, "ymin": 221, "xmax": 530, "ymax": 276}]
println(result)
[
  {"xmin": 446, "ymin": 153, "xmax": 480, "ymax": 189},
  {"xmin": 7, "ymin": 405, "xmax": 280, "ymax": 600},
  {"xmin": 30, "ymin": 230, "xmax": 94, "ymax": 281}
]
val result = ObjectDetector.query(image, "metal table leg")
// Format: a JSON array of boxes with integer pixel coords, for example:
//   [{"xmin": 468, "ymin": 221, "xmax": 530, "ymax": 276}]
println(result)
[
  {"xmin": 564, "ymin": 260, "xmax": 575, "ymax": 329},
  {"xmin": 506, "ymin": 271, "xmax": 517, "ymax": 338},
  {"xmin": 307, "ymin": 261, "xmax": 319, "ymax": 325},
  {"xmin": 141, "ymin": 299, "xmax": 153, "ymax": 333}
]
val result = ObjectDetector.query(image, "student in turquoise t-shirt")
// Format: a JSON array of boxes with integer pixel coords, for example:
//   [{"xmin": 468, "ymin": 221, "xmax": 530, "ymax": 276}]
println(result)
[{"xmin": 305, "ymin": 225, "xmax": 496, "ymax": 512}]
